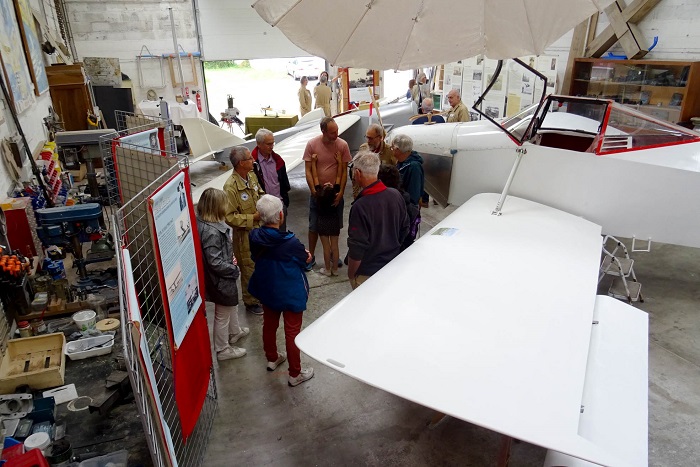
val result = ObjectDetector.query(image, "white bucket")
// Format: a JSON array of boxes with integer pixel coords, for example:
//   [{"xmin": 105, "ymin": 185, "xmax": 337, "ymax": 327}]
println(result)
[
  {"xmin": 72, "ymin": 309, "xmax": 96, "ymax": 331},
  {"xmin": 24, "ymin": 432, "xmax": 50, "ymax": 454}
]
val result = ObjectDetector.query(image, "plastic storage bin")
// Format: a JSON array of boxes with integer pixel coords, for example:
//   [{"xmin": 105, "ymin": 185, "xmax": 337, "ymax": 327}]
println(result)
[
  {"xmin": 78, "ymin": 449, "xmax": 128, "ymax": 467},
  {"xmin": 64, "ymin": 335, "xmax": 115, "ymax": 361}
]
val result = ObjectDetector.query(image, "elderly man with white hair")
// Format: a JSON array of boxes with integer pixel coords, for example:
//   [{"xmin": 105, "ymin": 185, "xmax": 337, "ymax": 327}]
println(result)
[
  {"xmin": 347, "ymin": 150, "xmax": 409, "ymax": 289},
  {"xmin": 252, "ymin": 128, "xmax": 291, "ymax": 231},
  {"xmin": 391, "ymin": 133, "xmax": 425, "ymax": 207},
  {"xmin": 445, "ymin": 89, "xmax": 471, "ymax": 123}
]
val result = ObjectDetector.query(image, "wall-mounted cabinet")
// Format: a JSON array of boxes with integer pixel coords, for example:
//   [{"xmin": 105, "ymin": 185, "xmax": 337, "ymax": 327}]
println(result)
[{"xmin": 570, "ymin": 58, "xmax": 700, "ymax": 124}]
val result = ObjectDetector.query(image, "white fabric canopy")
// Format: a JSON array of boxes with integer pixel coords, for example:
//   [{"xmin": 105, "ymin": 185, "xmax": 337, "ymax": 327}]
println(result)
[{"xmin": 252, "ymin": 0, "xmax": 611, "ymax": 70}]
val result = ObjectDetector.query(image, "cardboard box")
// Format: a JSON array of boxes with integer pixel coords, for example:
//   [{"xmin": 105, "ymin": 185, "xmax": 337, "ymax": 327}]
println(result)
[
  {"xmin": 0, "ymin": 333, "xmax": 66, "ymax": 394},
  {"xmin": 69, "ymin": 164, "xmax": 87, "ymax": 182}
]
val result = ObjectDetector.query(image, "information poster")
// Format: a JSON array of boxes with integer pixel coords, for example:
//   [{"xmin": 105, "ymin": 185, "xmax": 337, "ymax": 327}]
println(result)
[
  {"xmin": 536, "ymin": 55, "xmax": 558, "ymax": 96},
  {"xmin": 122, "ymin": 249, "xmax": 178, "ymax": 467},
  {"xmin": 460, "ymin": 56, "xmax": 482, "ymax": 117},
  {"xmin": 347, "ymin": 68, "xmax": 374, "ymax": 103},
  {"xmin": 119, "ymin": 127, "xmax": 163, "ymax": 155},
  {"xmin": 441, "ymin": 54, "xmax": 559, "ymax": 119},
  {"xmin": 506, "ymin": 60, "xmax": 536, "ymax": 115},
  {"xmin": 481, "ymin": 58, "xmax": 506, "ymax": 119},
  {"xmin": 148, "ymin": 171, "xmax": 201, "ymax": 347}
]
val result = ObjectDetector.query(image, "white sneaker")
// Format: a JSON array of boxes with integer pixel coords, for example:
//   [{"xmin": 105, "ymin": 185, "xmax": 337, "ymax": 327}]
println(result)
[
  {"xmin": 319, "ymin": 268, "xmax": 332, "ymax": 277},
  {"xmin": 229, "ymin": 327, "xmax": 250, "ymax": 344},
  {"xmin": 217, "ymin": 346, "xmax": 246, "ymax": 361},
  {"xmin": 288, "ymin": 367, "xmax": 314, "ymax": 387},
  {"xmin": 266, "ymin": 351, "xmax": 287, "ymax": 371}
]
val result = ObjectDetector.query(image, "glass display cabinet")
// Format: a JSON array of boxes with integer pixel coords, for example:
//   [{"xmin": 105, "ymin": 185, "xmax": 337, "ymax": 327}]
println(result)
[{"xmin": 569, "ymin": 58, "xmax": 700, "ymax": 124}]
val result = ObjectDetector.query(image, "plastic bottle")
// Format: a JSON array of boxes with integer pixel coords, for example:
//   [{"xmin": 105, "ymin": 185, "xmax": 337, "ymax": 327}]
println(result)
[{"xmin": 18, "ymin": 321, "xmax": 32, "ymax": 338}]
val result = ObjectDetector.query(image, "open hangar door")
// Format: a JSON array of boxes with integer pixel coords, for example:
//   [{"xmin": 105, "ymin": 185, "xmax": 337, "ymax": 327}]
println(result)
[{"xmin": 197, "ymin": 0, "xmax": 319, "ymax": 129}]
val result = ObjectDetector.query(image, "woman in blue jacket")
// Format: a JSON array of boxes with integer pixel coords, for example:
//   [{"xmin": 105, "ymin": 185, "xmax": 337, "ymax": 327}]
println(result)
[{"xmin": 248, "ymin": 195, "xmax": 315, "ymax": 387}]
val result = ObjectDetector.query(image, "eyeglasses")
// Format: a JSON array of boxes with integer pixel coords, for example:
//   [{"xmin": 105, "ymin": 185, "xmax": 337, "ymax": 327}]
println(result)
[{"xmin": 365, "ymin": 134, "xmax": 380, "ymax": 140}]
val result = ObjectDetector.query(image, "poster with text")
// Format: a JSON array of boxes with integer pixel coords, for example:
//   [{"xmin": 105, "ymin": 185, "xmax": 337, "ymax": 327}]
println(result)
[
  {"xmin": 122, "ymin": 249, "xmax": 178, "ymax": 467},
  {"xmin": 119, "ymin": 127, "xmax": 162, "ymax": 155},
  {"xmin": 149, "ymin": 171, "xmax": 201, "ymax": 347},
  {"xmin": 459, "ymin": 56, "xmax": 481, "ymax": 111}
]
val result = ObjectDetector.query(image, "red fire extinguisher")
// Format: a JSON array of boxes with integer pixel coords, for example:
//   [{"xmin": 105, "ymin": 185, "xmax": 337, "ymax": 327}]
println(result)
[{"xmin": 196, "ymin": 91, "xmax": 202, "ymax": 112}]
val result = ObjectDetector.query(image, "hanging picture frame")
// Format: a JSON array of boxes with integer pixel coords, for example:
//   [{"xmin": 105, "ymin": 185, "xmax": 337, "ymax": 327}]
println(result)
[
  {"xmin": 13, "ymin": 0, "xmax": 48, "ymax": 95},
  {"xmin": 0, "ymin": 0, "xmax": 34, "ymax": 112}
]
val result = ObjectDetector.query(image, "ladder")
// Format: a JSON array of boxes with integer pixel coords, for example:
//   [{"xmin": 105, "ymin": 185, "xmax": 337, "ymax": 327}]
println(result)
[{"xmin": 598, "ymin": 235, "xmax": 644, "ymax": 303}]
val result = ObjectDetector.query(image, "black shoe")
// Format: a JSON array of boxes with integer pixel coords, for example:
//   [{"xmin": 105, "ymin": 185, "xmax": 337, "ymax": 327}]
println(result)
[
  {"xmin": 337, "ymin": 259, "xmax": 343, "ymax": 268},
  {"xmin": 245, "ymin": 304, "xmax": 263, "ymax": 315},
  {"xmin": 304, "ymin": 255, "xmax": 316, "ymax": 272}
]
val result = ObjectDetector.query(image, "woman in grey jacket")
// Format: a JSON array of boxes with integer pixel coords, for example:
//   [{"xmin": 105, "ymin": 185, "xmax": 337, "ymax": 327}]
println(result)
[{"xmin": 196, "ymin": 188, "xmax": 249, "ymax": 361}]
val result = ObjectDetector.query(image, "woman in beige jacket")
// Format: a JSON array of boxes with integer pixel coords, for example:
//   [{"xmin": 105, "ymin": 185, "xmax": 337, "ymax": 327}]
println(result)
[{"xmin": 298, "ymin": 76, "xmax": 312, "ymax": 116}]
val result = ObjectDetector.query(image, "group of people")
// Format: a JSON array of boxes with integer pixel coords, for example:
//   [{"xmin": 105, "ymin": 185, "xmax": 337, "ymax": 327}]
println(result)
[
  {"xmin": 196, "ymin": 107, "xmax": 427, "ymax": 389},
  {"xmin": 298, "ymin": 71, "xmax": 342, "ymax": 118},
  {"xmin": 409, "ymin": 73, "xmax": 472, "ymax": 123}
]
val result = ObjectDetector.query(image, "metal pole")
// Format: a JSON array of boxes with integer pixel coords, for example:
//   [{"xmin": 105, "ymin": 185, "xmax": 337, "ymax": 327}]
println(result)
[
  {"xmin": 492, "ymin": 147, "xmax": 526, "ymax": 216},
  {"xmin": 169, "ymin": 8, "xmax": 187, "ymax": 102}
]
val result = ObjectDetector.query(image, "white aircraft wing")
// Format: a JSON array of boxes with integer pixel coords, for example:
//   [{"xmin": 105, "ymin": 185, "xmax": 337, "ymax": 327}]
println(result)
[
  {"xmin": 180, "ymin": 117, "xmax": 246, "ymax": 162},
  {"xmin": 296, "ymin": 108, "xmax": 325, "ymax": 125},
  {"xmin": 296, "ymin": 193, "xmax": 647, "ymax": 466}
]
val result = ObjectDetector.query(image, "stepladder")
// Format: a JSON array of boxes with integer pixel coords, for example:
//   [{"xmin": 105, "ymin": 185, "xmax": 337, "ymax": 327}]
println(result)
[{"xmin": 599, "ymin": 235, "xmax": 644, "ymax": 303}]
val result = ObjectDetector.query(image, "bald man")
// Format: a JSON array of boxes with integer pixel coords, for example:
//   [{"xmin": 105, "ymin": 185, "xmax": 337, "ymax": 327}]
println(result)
[{"xmin": 445, "ymin": 90, "xmax": 471, "ymax": 123}]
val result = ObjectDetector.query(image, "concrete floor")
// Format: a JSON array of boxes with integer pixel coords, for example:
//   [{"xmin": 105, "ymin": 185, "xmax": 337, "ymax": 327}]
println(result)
[{"xmin": 189, "ymin": 159, "xmax": 700, "ymax": 467}]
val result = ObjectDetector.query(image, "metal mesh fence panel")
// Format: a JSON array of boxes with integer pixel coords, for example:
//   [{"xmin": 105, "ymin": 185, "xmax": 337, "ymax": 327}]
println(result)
[
  {"xmin": 113, "ymin": 140, "xmax": 217, "ymax": 467},
  {"xmin": 99, "ymin": 111, "xmax": 177, "ymax": 208}
]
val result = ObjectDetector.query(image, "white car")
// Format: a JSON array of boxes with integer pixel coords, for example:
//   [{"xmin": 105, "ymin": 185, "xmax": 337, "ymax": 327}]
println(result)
[{"xmin": 286, "ymin": 57, "xmax": 324, "ymax": 81}]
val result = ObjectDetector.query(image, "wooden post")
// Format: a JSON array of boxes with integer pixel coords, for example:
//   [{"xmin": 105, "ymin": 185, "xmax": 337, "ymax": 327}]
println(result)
[
  {"xmin": 562, "ymin": 15, "xmax": 594, "ymax": 95},
  {"xmin": 585, "ymin": 0, "xmax": 662, "ymax": 58}
]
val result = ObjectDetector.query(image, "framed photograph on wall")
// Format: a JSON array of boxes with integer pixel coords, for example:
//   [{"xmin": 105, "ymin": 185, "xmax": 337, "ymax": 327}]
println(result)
[
  {"xmin": 13, "ymin": 0, "xmax": 48, "ymax": 95},
  {"xmin": 0, "ymin": 0, "xmax": 35, "ymax": 112}
]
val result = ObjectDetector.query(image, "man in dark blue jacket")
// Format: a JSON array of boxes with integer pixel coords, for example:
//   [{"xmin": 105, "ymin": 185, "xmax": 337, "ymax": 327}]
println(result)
[
  {"xmin": 347, "ymin": 151, "xmax": 409, "ymax": 289},
  {"xmin": 252, "ymin": 128, "xmax": 291, "ymax": 231},
  {"xmin": 248, "ymin": 195, "xmax": 314, "ymax": 387}
]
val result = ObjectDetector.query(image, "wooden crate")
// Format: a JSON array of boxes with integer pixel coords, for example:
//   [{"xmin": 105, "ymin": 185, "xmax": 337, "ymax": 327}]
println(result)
[{"xmin": 0, "ymin": 333, "xmax": 66, "ymax": 394}]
